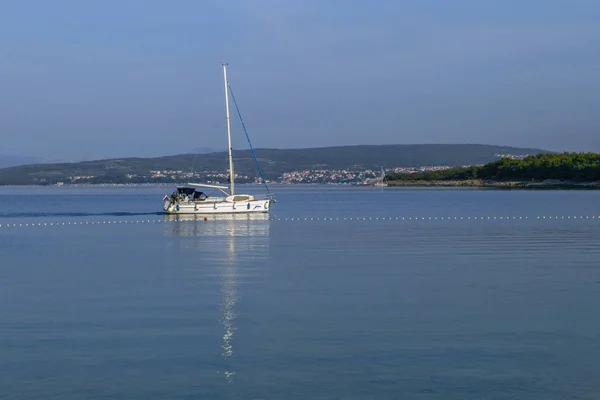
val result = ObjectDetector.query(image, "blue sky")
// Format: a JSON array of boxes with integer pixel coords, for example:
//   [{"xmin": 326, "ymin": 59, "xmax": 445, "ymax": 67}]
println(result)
[{"xmin": 1, "ymin": 0, "xmax": 599, "ymax": 160}]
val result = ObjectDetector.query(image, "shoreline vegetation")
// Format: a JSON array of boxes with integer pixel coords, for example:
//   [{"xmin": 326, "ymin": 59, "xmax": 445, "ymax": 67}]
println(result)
[
  {"xmin": 384, "ymin": 152, "xmax": 600, "ymax": 189},
  {"xmin": 385, "ymin": 179, "xmax": 600, "ymax": 188}
]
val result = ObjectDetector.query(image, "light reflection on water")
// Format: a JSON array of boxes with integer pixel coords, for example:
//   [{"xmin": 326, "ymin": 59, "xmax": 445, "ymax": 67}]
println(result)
[{"xmin": 163, "ymin": 213, "xmax": 271, "ymax": 383}]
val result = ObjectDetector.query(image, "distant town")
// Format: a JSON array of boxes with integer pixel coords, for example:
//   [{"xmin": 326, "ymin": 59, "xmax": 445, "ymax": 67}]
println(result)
[
  {"xmin": 53, "ymin": 153, "xmax": 530, "ymax": 186},
  {"xmin": 58, "ymin": 166, "xmax": 446, "ymax": 186}
]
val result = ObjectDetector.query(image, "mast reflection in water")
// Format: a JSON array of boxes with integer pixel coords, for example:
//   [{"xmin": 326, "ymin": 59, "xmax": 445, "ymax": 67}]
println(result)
[{"xmin": 163, "ymin": 214, "xmax": 271, "ymax": 383}]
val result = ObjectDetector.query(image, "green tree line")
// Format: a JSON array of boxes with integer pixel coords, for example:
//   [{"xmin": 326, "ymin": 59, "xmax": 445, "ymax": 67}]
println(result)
[{"xmin": 386, "ymin": 153, "xmax": 600, "ymax": 182}]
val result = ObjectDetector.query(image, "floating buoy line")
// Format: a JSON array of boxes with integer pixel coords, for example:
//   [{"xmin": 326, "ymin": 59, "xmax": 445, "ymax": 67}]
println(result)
[{"xmin": 0, "ymin": 215, "xmax": 599, "ymax": 230}]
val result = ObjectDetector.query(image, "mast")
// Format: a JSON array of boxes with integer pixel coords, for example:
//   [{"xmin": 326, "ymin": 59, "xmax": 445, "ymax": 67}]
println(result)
[{"xmin": 222, "ymin": 63, "xmax": 235, "ymax": 195}]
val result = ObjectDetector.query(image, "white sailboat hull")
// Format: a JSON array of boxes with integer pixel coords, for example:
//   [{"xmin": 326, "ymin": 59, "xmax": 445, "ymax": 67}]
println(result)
[{"xmin": 164, "ymin": 198, "xmax": 271, "ymax": 215}]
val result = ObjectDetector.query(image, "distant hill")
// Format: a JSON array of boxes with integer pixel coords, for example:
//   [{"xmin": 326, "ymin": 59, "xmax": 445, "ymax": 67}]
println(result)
[
  {"xmin": 0, "ymin": 155, "xmax": 48, "ymax": 168},
  {"xmin": 0, "ymin": 144, "xmax": 549, "ymax": 185},
  {"xmin": 0, "ymin": 148, "xmax": 219, "ymax": 169}
]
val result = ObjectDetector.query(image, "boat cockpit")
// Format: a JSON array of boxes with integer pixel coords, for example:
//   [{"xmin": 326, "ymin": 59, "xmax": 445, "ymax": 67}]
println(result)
[{"xmin": 171, "ymin": 186, "xmax": 208, "ymax": 202}]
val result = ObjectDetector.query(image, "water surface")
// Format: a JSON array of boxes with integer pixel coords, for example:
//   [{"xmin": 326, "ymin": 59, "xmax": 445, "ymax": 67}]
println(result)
[{"xmin": 1, "ymin": 185, "xmax": 600, "ymax": 399}]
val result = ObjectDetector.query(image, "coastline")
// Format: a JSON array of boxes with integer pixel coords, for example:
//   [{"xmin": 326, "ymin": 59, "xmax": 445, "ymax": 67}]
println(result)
[
  {"xmin": 1, "ymin": 180, "xmax": 600, "ymax": 188},
  {"xmin": 384, "ymin": 179, "xmax": 600, "ymax": 188}
]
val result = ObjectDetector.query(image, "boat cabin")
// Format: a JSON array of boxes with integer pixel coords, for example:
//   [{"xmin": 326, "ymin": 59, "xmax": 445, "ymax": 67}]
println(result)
[{"xmin": 172, "ymin": 186, "xmax": 208, "ymax": 201}]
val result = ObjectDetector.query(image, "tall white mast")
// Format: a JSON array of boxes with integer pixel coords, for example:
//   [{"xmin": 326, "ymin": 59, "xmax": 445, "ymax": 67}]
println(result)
[{"xmin": 222, "ymin": 63, "xmax": 235, "ymax": 195}]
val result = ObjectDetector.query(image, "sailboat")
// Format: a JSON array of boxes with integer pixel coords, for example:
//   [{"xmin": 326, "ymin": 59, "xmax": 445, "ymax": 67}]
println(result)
[
  {"xmin": 374, "ymin": 166, "xmax": 388, "ymax": 187},
  {"xmin": 163, "ymin": 63, "xmax": 274, "ymax": 215}
]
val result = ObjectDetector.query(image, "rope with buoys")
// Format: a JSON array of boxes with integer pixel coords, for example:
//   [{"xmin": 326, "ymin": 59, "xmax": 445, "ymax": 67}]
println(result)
[{"xmin": 0, "ymin": 214, "xmax": 599, "ymax": 230}]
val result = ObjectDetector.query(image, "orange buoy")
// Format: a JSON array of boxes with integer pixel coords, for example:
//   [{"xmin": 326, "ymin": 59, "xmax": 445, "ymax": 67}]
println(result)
[{"xmin": 204, "ymin": 217, "xmax": 208, "ymax": 221}]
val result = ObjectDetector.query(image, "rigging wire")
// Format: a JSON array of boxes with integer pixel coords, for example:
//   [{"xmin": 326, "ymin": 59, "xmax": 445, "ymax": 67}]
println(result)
[{"xmin": 227, "ymin": 82, "xmax": 271, "ymax": 196}]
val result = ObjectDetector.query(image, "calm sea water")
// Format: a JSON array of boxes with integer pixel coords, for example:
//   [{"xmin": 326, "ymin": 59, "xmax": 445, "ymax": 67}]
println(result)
[{"xmin": 1, "ymin": 185, "xmax": 600, "ymax": 399}]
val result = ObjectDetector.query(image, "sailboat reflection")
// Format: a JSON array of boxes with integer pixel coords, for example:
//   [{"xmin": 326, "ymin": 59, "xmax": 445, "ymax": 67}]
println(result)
[
  {"xmin": 163, "ymin": 213, "xmax": 271, "ymax": 237},
  {"xmin": 164, "ymin": 212, "xmax": 271, "ymax": 383}
]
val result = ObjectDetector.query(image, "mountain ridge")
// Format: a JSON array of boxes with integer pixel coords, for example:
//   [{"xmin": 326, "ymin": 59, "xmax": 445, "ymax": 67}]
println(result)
[
  {"xmin": 0, "ymin": 147, "xmax": 221, "ymax": 168},
  {"xmin": 0, "ymin": 155, "xmax": 48, "ymax": 168},
  {"xmin": 0, "ymin": 144, "xmax": 550, "ymax": 185}
]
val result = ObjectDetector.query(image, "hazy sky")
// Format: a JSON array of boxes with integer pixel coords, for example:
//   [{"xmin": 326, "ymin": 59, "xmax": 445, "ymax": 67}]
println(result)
[{"xmin": 1, "ymin": 0, "xmax": 599, "ymax": 160}]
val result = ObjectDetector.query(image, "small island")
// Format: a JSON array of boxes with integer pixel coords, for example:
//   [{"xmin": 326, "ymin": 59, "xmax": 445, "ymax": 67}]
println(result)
[{"xmin": 385, "ymin": 152, "xmax": 600, "ymax": 188}]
